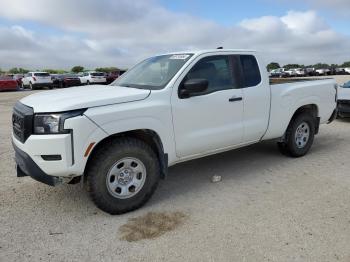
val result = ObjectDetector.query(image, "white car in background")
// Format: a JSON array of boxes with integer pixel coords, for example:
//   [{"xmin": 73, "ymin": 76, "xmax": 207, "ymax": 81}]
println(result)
[
  {"xmin": 344, "ymin": 68, "xmax": 350, "ymax": 75},
  {"xmin": 294, "ymin": 68, "xmax": 306, "ymax": 77},
  {"xmin": 316, "ymin": 69, "xmax": 330, "ymax": 76},
  {"xmin": 270, "ymin": 68, "xmax": 288, "ymax": 78},
  {"xmin": 285, "ymin": 68, "xmax": 297, "ymax": 77},
  {"xmin": 21, "ymin": 72, "xmax": 53, "ymax": 90},
  {"xmin": 79, "ymin": 72, "xmax": 106, "ymax": 85}
]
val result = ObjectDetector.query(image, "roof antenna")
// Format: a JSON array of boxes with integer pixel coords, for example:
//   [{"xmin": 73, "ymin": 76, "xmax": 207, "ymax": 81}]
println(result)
[{"xmin": 217, "ymin": 47, "xmax": 223, "ymax": 49}]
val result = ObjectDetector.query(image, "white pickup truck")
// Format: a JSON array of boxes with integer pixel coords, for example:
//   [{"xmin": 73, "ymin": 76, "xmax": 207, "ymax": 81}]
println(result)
[{"xmin": 12, "ymin": 49, "xmax": 337, "ymax": 214}]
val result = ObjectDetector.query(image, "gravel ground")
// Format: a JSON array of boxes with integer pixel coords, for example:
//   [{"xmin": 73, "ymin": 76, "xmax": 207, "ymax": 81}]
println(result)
[{"xmin": 1, "ymin": 76, "xmax": 350, "ymax": 262}]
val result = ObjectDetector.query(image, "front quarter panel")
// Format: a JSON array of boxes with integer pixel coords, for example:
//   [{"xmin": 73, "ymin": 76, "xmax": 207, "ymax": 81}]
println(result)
[{"xmin": 84, "ymin": 90, "xmax": 177, "ymax": 164}]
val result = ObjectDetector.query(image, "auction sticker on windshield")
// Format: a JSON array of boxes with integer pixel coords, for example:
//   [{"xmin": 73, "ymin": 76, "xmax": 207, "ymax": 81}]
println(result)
[{"xmin": 169, "ymin": 54, "xmax": 190, "ymax": 60}]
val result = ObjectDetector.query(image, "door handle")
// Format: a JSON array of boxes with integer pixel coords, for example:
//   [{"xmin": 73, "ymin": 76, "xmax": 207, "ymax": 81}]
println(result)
[{"xmin": 229, "ymin": 96, "xmax": 243, "ymax": 102}]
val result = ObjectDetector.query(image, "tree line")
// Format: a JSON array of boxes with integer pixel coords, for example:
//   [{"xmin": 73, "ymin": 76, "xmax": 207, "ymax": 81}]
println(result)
[{"xmin": 267, "ymin": 62, "xmax": 350, "ymax": 71}]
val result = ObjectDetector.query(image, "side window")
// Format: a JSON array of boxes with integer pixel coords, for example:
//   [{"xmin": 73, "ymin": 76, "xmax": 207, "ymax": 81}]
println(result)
[
  {"xmin": 184, "ymin": 55, "xmax": 234, "ymax": 95},
  {"xmin": 240, "ymin": 55, "xmax": 261, "ymax": 87}
]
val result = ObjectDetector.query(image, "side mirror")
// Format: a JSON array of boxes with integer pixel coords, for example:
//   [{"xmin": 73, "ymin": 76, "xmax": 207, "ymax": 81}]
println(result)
[{"xmin": 179, "ymin": 79, "xmax": 208, "ymax": 98}]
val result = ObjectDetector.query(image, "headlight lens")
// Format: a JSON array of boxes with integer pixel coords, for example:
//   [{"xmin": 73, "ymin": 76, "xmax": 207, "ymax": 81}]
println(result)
[
  {"xmin": 33, "ymin": 109, "xmax": 86, "ymax": 134},
  {"xmin": 34, "ymin": 114, "xmax": 60, "ymax": 134}
]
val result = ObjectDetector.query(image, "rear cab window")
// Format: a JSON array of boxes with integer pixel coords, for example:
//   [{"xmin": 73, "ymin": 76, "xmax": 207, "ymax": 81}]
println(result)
[
  {"xmin": 34, "ymin": 73, "xmax": 50, "ymax": 77},
  {"xmin": 91, "ymin": 73, "xmax": 105, "ymax": 77},
  {"xmin": 239, "ymin": 55, "xmax": 262, "ymax": 87}
]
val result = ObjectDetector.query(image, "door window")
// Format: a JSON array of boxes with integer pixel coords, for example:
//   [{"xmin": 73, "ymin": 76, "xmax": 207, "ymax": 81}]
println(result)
[{"xmin": 183, "ymin": 55, "xmax": 235, "ymax": 96}]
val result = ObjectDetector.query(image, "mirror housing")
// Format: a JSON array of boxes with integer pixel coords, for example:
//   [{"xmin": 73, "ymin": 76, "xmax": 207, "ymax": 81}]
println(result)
[{"xmin": 179, "ymin": 79, "xmax": 208, "ymax": 98}]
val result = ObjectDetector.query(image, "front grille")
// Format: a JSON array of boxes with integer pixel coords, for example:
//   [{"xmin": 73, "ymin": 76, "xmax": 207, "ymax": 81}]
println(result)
[{"xmin": 12, "ymin": 102, "xmax": 34, "ymax": 143}]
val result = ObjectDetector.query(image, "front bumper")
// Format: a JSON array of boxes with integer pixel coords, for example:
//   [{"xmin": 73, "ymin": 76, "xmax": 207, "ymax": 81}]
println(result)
[
  {"xmin": 32, "ymin": 83, "xmax": 53, "ymax": 88},
  {"xmin": 337, "ymin": 101, "xmax": 350, "ymax": 118},
  {"xmin": 13, "ymin": 142, "xmax": 62, "ymax": 186}
]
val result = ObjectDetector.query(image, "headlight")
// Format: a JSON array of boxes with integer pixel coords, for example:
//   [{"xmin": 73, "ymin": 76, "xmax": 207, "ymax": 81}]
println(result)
[{"xmin": 33, "ymin": 109, "xmax": 86, "ymax": 134}]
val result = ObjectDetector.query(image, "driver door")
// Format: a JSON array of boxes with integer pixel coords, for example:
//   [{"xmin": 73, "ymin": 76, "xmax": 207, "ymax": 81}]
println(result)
[{"xmin": 171, "ymin": 54, "xmax": 244, "ymax": 158}]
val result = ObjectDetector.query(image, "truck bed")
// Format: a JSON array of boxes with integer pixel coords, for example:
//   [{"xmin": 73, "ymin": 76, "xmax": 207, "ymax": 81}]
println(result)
[
  {"xmin": 263, "ymin": 78, "xmax": 337, "ymax": 140},
  {"xmin": 270, "ymin": 78, "xmax": 333, "ymax": 85}
]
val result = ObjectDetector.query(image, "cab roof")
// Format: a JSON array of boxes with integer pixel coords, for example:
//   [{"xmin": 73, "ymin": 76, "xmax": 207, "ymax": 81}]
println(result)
[{"xmin": 162, "ymin": 49, "xmax": 257, "ymax": 56}]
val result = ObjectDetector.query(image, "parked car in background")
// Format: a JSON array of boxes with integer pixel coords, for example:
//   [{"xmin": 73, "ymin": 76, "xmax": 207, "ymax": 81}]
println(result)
[
  {"xmin": 285, "ymin": 68, "xmax": 297, "ymax": 77},
  {"xmin": 315, "ymin": 69, "xmax": 330, "ymax": 76},
  {"xmin": 119, "ymin": 70, "xmax": 127, "ymax": 76},
  {"xmin": 294, "ymin": 68, "xmax": 306, "ymax": 77},
  {"xmin": 0, "ymin": 76, "xmax": 19, "ymax": 91},
  {"xmin": 337, "ymin": 81, "xmax": 350, "ymax": 118},
  {"xmin": 270, "ymin": 68, "xmax": 288, "ymax": 78},
  {"xmin": 344, "ymin": 68, "xmax": 350, "ymax": 75},
  {"xmin": 21, "ymin": 72, "xmax": 53, "ymax": 90},
  {"xmin": 305, "ymin": 68, "xmax": 316, "ymax": 76},
  {"xmin": 106, "ymin": 72, "xmax": 120, "ymax": 84},
  {"xmin": 52, "ymin": 74, "xmax": 81, "ymax": 88},
  {"xmin": 105, "ymin": 73, "xmax": 119, "ymax": 85},
  {"xmin": 79, "ymin": 72, "xmax": 106, "ymax": 85}
]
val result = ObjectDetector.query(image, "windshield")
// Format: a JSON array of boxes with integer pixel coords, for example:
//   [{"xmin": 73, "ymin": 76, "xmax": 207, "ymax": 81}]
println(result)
[{"xmin": 112, "ymin": 54, "xmax": 193, "ymax": 90}]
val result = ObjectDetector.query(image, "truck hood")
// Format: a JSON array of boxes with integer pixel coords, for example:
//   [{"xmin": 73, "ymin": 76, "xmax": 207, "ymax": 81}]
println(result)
[{"xmin": 20, "ymin": 85, "xmax": 151, "ymax": 113}]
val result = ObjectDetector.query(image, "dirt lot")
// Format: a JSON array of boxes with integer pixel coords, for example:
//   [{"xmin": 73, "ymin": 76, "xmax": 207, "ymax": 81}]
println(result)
[{"xmin": 1, "ymin": 76, "xmax": 350, "ymax": 262}]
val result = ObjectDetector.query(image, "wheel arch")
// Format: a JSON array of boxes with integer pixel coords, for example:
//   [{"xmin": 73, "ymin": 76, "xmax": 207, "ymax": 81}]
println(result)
[
  {"xmin": 291, "ymin": 104, "xmax": 319, "ymax": 119},
  {"xmin": 85, "ymin": 129, "xmax": 168, "ymax": 179},
  {"xmin": 282, "ymin": 103, "xmax": 320, "ymax": 140}
]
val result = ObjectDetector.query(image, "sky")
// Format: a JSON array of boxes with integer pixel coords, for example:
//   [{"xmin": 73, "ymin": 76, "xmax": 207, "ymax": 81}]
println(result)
[{"xmin": 0, "ymin": 0, "xmax": 349, "ymax": 70}]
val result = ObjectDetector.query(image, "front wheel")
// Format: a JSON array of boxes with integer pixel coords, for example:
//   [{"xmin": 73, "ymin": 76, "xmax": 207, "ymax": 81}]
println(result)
[
  {"xmin": 86, "ymin": 138, "xmax": 160, "ymax": 214},
  {"xmin": 277, "ymin": 113, "xmax": 316, "ymax": 157}
]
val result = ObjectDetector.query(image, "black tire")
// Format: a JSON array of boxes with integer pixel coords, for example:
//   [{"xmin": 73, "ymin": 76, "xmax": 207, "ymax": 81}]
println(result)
[
  {"xmin": 86, "ymin": 138, "xmax": 160, "ymax": 215},
  {"xmin": 59, "ymin": 81, "xmax": 65, "ymax": 89},
  {"xmin": 277, "ymin": 113, "xmax": 316, "ymax": 157},
  {"xmin": 277, "ymin": 142, "xmax": 289, "ymax": 156}
]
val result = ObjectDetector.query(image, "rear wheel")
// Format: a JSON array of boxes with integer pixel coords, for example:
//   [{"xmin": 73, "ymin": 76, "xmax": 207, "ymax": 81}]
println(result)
[
  {"xmin": 86, "ymin": 138, "xmax": 160, "ymax": 214},
  {"xmin": 277, "ymin": 113, "xmax": 316, "ymax": 157}
]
